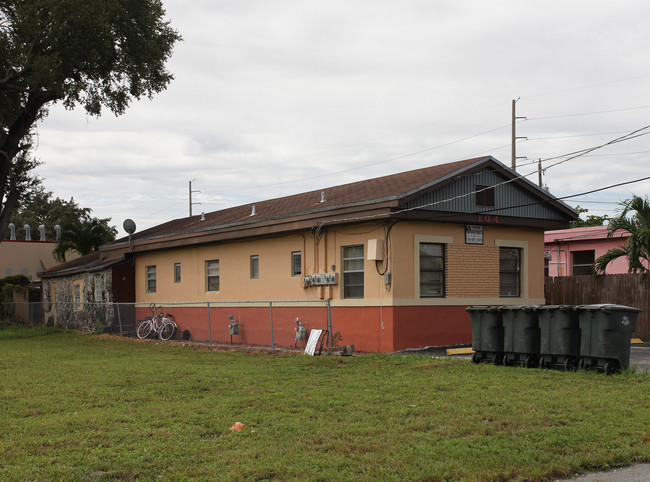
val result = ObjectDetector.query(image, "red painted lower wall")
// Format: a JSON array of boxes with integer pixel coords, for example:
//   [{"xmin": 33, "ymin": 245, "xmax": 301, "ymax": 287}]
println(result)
[
  {"xmin": 391, "ymin": 306, "xmax": 472, "ymax": 351},
  {"xmin": 330, "ymin": 305, "xmax": 471, "ymax": 352},
  {"xmin": 135, "ymin": 304, "xmax": 471, "ymax": 353},
  {"xmin": 136, "ymin": 305, "xmax": 330, "ymax": 350}
]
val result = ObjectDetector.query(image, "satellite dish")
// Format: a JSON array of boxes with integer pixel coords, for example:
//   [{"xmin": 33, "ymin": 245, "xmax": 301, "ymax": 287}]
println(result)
[{"xmin": 123, "ymin": 219, "xmax": 136, "ymax": 235}]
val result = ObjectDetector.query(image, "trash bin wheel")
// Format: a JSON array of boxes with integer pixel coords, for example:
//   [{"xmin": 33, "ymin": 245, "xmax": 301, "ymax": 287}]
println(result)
[
  {"xmin": 539, "ymin": 356, "xmax": 546, "ymax": 369},
  {"xmin": 578, "ymin": 358, "xmax": 586, "ymax": 370},
  {"xmin": 493, "ymin": 353, "xmax": 503, "ymax": 366},
  {"xmin": 525, "ymin": 354, "xmax": 539, "ymax": 369},
  {"xmin": 472, "ymin": 352, "xmax": 480, "ymax": 364},
  {"xmin": 604, "ymin": 359, "xmax": 621, "ymax": 375},
  {"xmin": 563, "ymin": 357, "xmax": 577, "ymax": 372}
]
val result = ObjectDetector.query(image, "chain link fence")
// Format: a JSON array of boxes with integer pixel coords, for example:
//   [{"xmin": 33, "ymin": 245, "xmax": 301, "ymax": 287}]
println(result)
[{"xmin": 1, "ymin": 299, "xmax": 334, "ymax": 350}]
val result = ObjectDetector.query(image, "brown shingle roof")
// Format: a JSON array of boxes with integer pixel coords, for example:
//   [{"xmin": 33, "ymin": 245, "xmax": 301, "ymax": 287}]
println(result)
[
  {"xmin": 128, "ymin": 157, "xmax": 485, "ymax": 242},
  {"xmin": 39, "ymin": 251, "xmax": 125, "ymax": 278}
]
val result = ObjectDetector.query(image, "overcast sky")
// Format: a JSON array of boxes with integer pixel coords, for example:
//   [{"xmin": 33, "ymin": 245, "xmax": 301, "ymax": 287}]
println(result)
[{"xmin": 33, "ymin": 0, "xmax": 650, "ymax": 235}]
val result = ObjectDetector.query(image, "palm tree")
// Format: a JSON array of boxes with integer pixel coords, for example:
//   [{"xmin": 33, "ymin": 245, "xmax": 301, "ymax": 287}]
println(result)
[
  {"xmin": 53, "ymin": 218, "xmax": 116, "ymax": 262},
  {"xmin": 593, "ymin": 195, "xmax": 650, "ymax": 275}
]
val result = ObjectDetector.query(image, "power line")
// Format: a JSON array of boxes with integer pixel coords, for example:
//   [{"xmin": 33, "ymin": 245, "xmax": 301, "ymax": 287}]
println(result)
[
  {"xmin": 201, "ymin": 123, "xmax": 511, "ymax": 195},
  {"xmin": 526, "ymin": 130, "xmax": 631, "ymax": 141},
  {"xmin": 527, "ymin": 105, "xmax": 650, "ymax": 121},
  {"xmin": 541, "ymin": 126, "xmax": 650, "ymax": 170},
  {"xmin": 521, "ymin": 73, "xmax": 650, "ymax": 99},
  {"xmin": 196, "ymin": 126, "xmax": 649, "ymax": 218}
]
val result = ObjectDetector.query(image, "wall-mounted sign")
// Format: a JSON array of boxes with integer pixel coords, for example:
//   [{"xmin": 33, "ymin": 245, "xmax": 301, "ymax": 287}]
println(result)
[{"xmin": 465, "ymin": 224, "xmax": 484, "ymax": 245}]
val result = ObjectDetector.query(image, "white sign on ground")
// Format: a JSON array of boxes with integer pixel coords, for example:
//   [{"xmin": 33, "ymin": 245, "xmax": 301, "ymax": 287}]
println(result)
[{"xmin": 305, "ymin": 329, "xmax": 324, "ymax": 356}]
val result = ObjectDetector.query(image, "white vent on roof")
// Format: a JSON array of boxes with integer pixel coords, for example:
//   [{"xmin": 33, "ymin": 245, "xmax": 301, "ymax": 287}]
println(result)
[
  {"xmin": 251, "ymin": 205, "xmax": 256, "ymax": 216},
  {"xmin": 200, "ymin": 212, "xmax": 205, "ymax": 221},
  {"xmin": 320, "ymin": 191, "xmax": 326, "ymax": 203}
]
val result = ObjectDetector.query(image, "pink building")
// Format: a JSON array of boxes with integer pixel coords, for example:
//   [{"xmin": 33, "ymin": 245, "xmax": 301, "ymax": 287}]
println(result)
[{"xmin": 544, "ymin": 226, "xmax": 629, "ymax": 276}]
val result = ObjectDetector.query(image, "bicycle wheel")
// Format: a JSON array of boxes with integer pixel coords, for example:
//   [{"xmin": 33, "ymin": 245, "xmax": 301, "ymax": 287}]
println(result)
[
  {"xmin": 159, "ymin": 321, "xmax": 177, "ymax": 341},
  {"xmin": 136, "ymin": 320, "xmax": 153, "ymax": 339}
]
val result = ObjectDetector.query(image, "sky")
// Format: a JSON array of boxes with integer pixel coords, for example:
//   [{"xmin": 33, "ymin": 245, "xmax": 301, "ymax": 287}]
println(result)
[{"xmin": 32, "ymin": 0, "xmax": 650, "ymax": 235}]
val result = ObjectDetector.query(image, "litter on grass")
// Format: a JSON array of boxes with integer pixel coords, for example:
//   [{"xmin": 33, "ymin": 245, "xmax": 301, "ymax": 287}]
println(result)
[{"xmin": 230, "ymin": 422, "xmax": 245, "ymax": 432}]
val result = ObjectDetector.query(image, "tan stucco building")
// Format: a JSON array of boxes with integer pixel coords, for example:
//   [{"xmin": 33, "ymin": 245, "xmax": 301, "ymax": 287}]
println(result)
[{"xmin": 41, "ymin": 156, "xmax": 578, "ymax": 351}]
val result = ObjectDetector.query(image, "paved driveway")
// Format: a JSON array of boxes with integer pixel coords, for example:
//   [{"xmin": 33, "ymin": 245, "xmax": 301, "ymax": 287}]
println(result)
[{"xmin": 630, "ymin": 343, "xmax": 650, "ymax": 372}]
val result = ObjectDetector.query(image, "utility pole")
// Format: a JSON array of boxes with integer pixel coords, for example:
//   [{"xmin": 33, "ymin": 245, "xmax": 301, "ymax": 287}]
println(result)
[
  {"xmin": 189, "ymin": 180, "xmax": 201, "ymax": 217},
  {"xmin": 538, "ymin": 159, "xmax": 543, "ymax": 188},
  {"xmin": 511, "ymin": 98, "xmax": 527, "ymax": 170}
]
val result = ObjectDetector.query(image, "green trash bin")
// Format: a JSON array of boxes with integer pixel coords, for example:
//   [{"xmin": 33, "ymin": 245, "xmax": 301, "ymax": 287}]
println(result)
[
  {"xmin": 577, "ymin": 304, "xmax": 642, "ymax": 374},
  {"xmin": 501, "ymin": 305, "xmax": 541, "ymax": 368},
  {"xmin": 537, "ymin": 305, "xmax": 581, "ymax": 371},
  {"xmin": 466, "ymin": 306, "xmax": 504, "ymax": 365}
]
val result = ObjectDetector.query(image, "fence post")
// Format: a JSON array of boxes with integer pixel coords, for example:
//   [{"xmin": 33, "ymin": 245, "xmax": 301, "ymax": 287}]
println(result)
[
  {"xmin": 326, "ymin": 298, "xmax": 333, "ymax": 347},
  {"xmin": 207, "ymin": 302, "xmax": 213, "ymax": 348},
  {"xmin": 116, "ymin": 303, "xmax": 124, "ymax": 335},
  {"xmin": 269, "ymin": 301, "xmax": 275, "ymax": 350}
]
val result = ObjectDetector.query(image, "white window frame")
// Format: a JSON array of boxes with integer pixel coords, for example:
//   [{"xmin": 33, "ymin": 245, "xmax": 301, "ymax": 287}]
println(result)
[
  {"xmin": 206, "ymin": 260, "xmax": 220, "ymax": 292},
  {"xmin": 291, "ymin": 251, "xmax": 302, "ymax": 277},
  {"xmin": 250, "ymin": 255, "xmax": 259, "ymax": 279},
  {"xmin": 342, "ymin": 245, "xmax": 364, "ymax": 299},
  {"xmin": 174, "ymin": 262, "xmax": 181, "ymax": 283},
  {"xmin": 146, "ymin": 265, "xmax": 156, "ymax": 294}
]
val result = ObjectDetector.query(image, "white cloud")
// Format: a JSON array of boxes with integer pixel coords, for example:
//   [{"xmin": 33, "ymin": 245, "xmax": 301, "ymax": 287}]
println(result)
[{"xmin": 30, "ymin": 0, "xmax": 650, "ymax": 233}]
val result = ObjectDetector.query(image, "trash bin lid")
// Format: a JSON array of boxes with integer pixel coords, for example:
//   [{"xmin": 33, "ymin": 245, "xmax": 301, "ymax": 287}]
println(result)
[
  {"xmin": 501, "ymin": 304, "xmax": 541, "ymax": 311},
  {"xmin": 538, "ymin": 305, "xmax": 577, "ymax": 311},
  {"xmin": 577, "ymin": 304, "xmax": 642, "ymax": 312}
]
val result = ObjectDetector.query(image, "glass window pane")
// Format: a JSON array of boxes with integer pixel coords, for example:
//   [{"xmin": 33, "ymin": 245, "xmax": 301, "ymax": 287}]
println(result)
[
  {"xmin": 345, "ymin": 246, "xmax": 363, "ymax": 258},
  {"xmin": 206, "ymin": 260, "xmax": 219, "ymax": 292},
  {"xmin": 291, "ymin": 251, "xmax": 301, "ymax": 276},
  {"xmin": 343, "ymin": 245, "xmax": 364, "ymax": 299},
  {"xmin": 146, "ymin": 266, "xmax": 156, "ymax": 293},
  {"xmin": 420, "ymin": 243, "xmax": 445, "ymax": 298},
  {"xmin": 420, "ymin": 243, "xmax": 443, "ymax": 257},
  {"xmin": 343, "ymin": 258, "xmax": 364, "ymax": 271},
  {"xmin": 499, "ymin": 247, "xmax": 521, "ymax": 297}
]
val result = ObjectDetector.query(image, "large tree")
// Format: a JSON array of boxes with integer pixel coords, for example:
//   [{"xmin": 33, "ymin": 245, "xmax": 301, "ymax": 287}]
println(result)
[
  {"xmin": 53, "ymin": 217, "xmax": 117, "ymax": 262},
  {"xmin": 4, "ymin": 187, "xmax": 115, "ymax": 242},
  {"xmin": 594, "ymin": 195, "xmax": 650, "ymax": 275},
  {"xmin": 0, "ymin": 0, "xmax": 180, "ymax": 238}
]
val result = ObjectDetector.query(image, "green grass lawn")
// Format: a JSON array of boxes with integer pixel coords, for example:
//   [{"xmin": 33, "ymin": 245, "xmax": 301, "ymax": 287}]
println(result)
[{"xmin": 0, "ymin": 325, "xmax": 648, "ymax": 481}]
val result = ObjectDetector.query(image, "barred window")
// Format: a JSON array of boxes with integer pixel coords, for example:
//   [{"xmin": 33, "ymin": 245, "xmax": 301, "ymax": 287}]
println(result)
[
  {"xmin": 420, "ymin": 243, "xmax": 445, "ymax": 298},
  {"xmin": 499, "ymin": 247, "xmax": 521, "ymax": 297}
]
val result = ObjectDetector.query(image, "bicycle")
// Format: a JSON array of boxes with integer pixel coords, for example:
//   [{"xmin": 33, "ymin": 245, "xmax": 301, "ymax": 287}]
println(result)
[{"xmin": 136, "ymin": 304, "xmax": 177, "ymax": 341}]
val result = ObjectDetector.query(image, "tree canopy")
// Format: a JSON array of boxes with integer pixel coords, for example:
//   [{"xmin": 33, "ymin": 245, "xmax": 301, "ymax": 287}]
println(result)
[
  {"xmin": 594, "ymin": 195, "xmax": 650, "ymax": 275},
  {"xmin": 569, "ymin": 205, "xmax": 609, "ymax": 228},
  {"xmin": 4, "ymin": 188, "xmax": 117, "ymax": 261},
  {"xmin": 0, "ymin": 0, "xmax": 180, "ymax": 238}
]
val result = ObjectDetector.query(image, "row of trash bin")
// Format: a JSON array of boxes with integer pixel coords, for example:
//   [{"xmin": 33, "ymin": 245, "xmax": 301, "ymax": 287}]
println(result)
[{"xmin": 466, "ymin": 304, "xmax": 642, "ymax": 374}]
